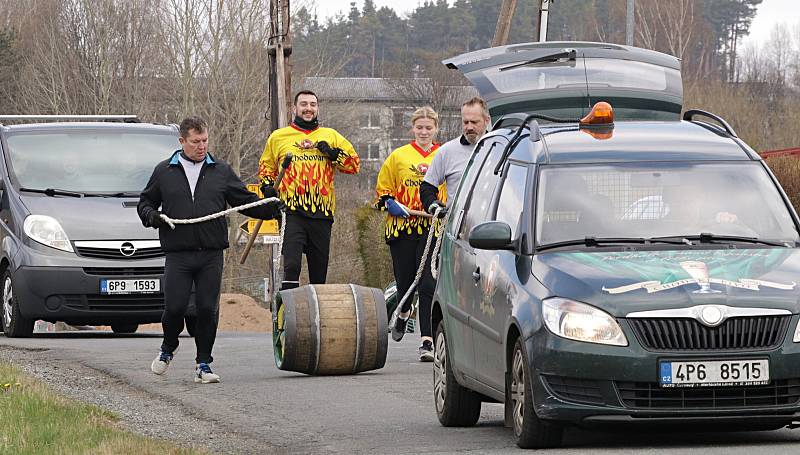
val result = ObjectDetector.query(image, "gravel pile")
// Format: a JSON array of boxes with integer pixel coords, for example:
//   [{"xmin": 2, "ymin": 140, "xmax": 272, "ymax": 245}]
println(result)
[{"xmin": 0, "ymin": 346, "xmax": 274, "ymax": 454}]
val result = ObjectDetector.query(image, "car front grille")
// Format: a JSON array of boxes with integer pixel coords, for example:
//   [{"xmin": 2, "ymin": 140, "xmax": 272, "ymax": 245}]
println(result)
[
  {"xmin": 543, "ymin": 375, "xmax": 605, "ymax": 405},
  {"xmin": 75, "ymin": 246, "xmax": 164, "ymax": 260},
  {"xmin": 627, "ymin": 316, "xmax": 791, "ymax": 351},
  {"xmin": 63, "ymin": 294, "xmax": 165, "ymax": 312},
  {"xmin": 83, "ymin": 267, "xmax": 164, "ymax": 276},
  {"xmin": 616, "ymin": 379, "xmax": 800, "ymax": 409}
]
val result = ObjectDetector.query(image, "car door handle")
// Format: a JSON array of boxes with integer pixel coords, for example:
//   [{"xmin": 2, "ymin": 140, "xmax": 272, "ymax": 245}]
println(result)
[{"xmin": 472, "ymin": 268, "xmax": 481, "ymax": 282}]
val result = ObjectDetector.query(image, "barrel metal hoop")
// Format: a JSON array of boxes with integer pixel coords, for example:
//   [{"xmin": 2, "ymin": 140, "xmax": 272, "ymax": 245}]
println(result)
[
  {"xmin": 350, "ymin": 283, "xmax": 362, "ymax": 372},
  {"xmin": 308, "ymin": 284, "xmax": 322, "ymax": 374}
]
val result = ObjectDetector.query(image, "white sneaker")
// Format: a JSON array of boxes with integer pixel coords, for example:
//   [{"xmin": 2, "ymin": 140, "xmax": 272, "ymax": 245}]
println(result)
[
  {"xmin": 151, "ymin": 350, "xmax": 174, "ymax": 375},
  {"xmin": 194, "ymin": 363, "xmax": 220, "ymax": 384}
]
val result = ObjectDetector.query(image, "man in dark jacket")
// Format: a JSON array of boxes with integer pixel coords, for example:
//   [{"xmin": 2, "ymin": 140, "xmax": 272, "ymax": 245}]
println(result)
[{"xmin": 138, "ymin": 116, "xmax": 282, "ymax": 384}]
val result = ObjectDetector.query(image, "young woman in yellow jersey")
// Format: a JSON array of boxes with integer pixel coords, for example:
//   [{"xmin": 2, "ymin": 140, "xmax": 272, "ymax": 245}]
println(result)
[{"xmin": 375, "ymin": 106, "xmax": 445, "ymax": 362}]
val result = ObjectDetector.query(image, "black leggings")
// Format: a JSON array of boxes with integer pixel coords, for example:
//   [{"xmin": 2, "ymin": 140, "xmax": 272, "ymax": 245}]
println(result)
[
  {"xmin": 161, "ymin": 250, "xmax": 223, "ymax": 364},
  {"xmin": 389, "ymin": 236, "xmax": 435, "ymax": 338},
  {"xmin": 281, "ymin": 214, "xmax": 333, "ymax": 290}
]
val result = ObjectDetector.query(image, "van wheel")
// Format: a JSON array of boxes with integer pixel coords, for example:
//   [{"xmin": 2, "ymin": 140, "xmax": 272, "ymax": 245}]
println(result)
[
  {"xmin": 111, "ymin": 324, "xmax": 138, "ymax": 334},
  {"xmin": 433, "ymin": 321, "xmax": 481, "ymax": 426},
  {"xmin": 510, "ymin": 338, "xmax": 563, "ymax": 448},
  {"xmin": 1, "ymin": 270, "xmax": 33, "ymax": 338}
]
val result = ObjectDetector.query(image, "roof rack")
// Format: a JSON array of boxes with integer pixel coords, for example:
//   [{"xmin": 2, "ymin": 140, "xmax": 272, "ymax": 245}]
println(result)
[
  {"xmin": 682, "ymin": 110, "xmax": 737, "ymax": 137},
  {"xmin": 0, "ymin": 115, "xmax": 139, "ymax": 124}
]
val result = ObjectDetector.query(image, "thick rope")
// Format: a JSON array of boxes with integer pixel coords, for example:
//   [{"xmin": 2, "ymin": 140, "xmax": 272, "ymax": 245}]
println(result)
[
  {"xmin": 390, "ymin": 206, "xmax": 448, "ymax": 330},
  {"xmin": 159, "ymin": 197, "xmax": 287, "ymax": 294}
]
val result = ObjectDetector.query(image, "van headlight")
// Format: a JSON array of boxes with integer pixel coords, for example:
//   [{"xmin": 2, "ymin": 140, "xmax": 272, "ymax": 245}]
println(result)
[
  {"xmin": 542, "ymin": 297, "xmax": 627, "ymax": 346},
  {"xmin": 23, "ymin": 215, "xmax": 74, "ymax": 253}
]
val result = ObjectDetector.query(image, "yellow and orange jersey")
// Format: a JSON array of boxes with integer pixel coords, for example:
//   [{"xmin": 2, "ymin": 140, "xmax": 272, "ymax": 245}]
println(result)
[
  {"xmin": 258, "ymin": 124, "xmax": 360, "ymax": 219},
  {"xmin": 375, "ymin": 141, "xmax": 446, "ymax": 241}
]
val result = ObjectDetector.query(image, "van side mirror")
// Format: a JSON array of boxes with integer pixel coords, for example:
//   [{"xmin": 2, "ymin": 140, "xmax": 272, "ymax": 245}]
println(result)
[{"xmin": 468, "ymin": 221, "xmax": 513, "ymax": 250}]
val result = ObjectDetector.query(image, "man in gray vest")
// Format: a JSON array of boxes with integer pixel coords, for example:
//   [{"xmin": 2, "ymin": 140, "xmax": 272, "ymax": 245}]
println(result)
[{"xmin": 420, "ymin": 97, "xmax": 490, "ymax": 214}]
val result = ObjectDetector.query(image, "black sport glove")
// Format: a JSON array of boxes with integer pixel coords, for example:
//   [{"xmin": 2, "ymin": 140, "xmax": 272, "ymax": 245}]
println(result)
[
  {"xmin": 260, "ymin": 183, "xmax": 278, "ymax": 199},
  {"xmin": 427, "ymin": 200, "xmax": 447, "ymax": 217},
  {"xmin": 148, "ymin": 210, "xmax": 168, "ymax": 229},
  {"xmin": 267, "ymin": 199, "xmax": 286, "ymax": 217},
  {"xmin": 316, "ymin": 141, "xmax": 342, "ymax": 161}
]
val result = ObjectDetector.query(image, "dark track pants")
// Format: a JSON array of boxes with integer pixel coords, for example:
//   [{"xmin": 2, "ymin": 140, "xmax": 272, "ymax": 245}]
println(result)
[
  {"xmin": 281, "ymin": 213, "xmax": 333, "ymax": 290},
  {"xmin": 389, "ymin": 236, "xmax": 435, "ymax": 338},
  {"xmin": 161, "ymin": 250, "xmax": 223, "ymax": 364}
]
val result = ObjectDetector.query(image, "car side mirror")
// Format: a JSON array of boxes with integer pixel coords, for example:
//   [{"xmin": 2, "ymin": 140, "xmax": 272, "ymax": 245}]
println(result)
[{"xmin": 468, "ymin": 221, "xmax": 513, "ymax": 250}]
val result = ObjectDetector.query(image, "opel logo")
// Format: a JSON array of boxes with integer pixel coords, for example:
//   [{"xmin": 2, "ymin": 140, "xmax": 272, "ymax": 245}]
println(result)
[
  {"xmin": 699, "ymin": 305, "xmax": 724, "ymax": 327},
  {"xmin": 119, "ymin": 242, "xmax": 136, "ymax": 257}
]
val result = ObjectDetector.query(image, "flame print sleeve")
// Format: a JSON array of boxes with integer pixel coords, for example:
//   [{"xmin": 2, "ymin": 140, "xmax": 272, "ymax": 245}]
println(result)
[
  {"xmin": 375, "ymin": 152, "xmax": 396, "ymax": 204},
  {"xmin": 258, "ymin": 134, "xmax": 279, "ymax": 187},
  {"xmin": 332, "ymin": 132, "xmax": 360, "ymax": 175}
]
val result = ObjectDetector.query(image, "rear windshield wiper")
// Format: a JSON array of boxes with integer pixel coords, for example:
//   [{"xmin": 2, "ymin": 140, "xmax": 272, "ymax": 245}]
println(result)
[
  {"xmin": 499, "ymin": 48, "xmax": 577, "ymax": 72},
  {"xmin": 20, "ymin": 187, "xmax": 84, "ymax": 198},
  {"xmin": 536, "ymin": 236, "xmax": 690, "ymax": 252}
]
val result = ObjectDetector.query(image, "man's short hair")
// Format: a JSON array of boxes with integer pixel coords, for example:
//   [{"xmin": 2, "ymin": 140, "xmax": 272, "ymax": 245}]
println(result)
[
  {"xmin": 462, "ymin": 96, "xmax": 489, "ymax": 118},
  {"xmin": 294, "ymin": 90, "xmax": 318, "ymax": 105},
  {"xmin": 179, "ymin": 116, "xmax": 208, "ymax": 138}
]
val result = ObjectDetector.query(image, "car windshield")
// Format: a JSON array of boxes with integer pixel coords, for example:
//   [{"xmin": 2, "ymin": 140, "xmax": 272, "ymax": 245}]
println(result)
[
  {"xmin": 5, "ymin": 130, "xmax": 178, "ymax": 194},
  {"xmin": 535, "ymin": 162, "xmax": 800, "ymax": 246}
]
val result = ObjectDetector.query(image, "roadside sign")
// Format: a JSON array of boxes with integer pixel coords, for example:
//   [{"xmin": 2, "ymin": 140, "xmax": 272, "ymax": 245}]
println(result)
[{"xmin": 243, "ymin": 183, "xmax": 280, "ymax": 235}]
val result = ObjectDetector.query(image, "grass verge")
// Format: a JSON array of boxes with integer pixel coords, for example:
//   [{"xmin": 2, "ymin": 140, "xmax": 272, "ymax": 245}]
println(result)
[{"xmin": 0, "ymin": 362, "xmax": 204, "ymax": 455}]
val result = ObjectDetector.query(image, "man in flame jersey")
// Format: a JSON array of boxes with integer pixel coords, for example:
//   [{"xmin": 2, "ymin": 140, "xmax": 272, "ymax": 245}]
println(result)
[
  {"xmin": 375, "ymin": 106, "xmax": 446, "ymax": 362},
  {"xmin": 259, "ymin": 90, "xmax": 360, "ymax": 290}
]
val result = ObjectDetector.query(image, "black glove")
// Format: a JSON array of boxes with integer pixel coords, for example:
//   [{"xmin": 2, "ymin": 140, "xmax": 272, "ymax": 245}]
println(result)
[
  {"xmin": 148, "ymin": 210, "xmax": 168, "ymax": 229},
  {"xmin": 427, "ymin": 200, "xmax": 447, "ymax": 217},
  {"xmin": 316, "ymin": 141, "xmax": 342, "ymax": 161},
  {"xmin": 260, "ymin": 183, "xmax": 278, "ymax": 199},
  {"xmin": 267, "ymin": 199, "xmax": 286, "ymax": 216}
]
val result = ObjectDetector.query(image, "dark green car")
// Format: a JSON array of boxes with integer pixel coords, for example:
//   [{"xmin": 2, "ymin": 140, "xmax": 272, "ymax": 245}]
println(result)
[{"xmin": 433, "ymin": 42, "xmax": 800, "ymax": 448}]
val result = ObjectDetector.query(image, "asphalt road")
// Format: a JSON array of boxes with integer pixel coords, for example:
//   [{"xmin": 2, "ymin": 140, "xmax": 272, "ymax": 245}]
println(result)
[{"xmin": 2, "ymin": 330, "xmax": 800, "ymax": 454}]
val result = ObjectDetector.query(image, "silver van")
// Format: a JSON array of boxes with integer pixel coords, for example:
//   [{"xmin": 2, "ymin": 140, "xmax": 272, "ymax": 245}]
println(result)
[{"xmin": 0, "ymin": 116, "xmax": 181, "ymax": 337}]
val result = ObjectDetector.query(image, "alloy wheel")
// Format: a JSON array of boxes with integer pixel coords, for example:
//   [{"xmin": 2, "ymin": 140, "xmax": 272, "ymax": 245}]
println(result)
[
  {"xmin": 433, "ymin": 330, "xmax": 447, "ymax": 413},
  {"xmin": 511, "ymin": 347, "xmax": 526, "ymax": 435},
  {"xmin": 2, "ymin": 276, "xmax": 12, "ymax": 330}
]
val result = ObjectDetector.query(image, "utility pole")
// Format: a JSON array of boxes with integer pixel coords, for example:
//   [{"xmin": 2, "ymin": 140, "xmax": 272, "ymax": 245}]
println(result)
[
  {"xmin": 492, "ymin": 0, "xmax": 518, "ymax": 47},
  {"xmin": 268, "ymin": 0, "xmax": 292, "ymax": 130},
  {"xmin": 537, "ymin": 0, "xmax": 552, "ymax": 42},
  {"xmin": 626, "ymin": 0, "xmax": 634, "ymax": 45}
]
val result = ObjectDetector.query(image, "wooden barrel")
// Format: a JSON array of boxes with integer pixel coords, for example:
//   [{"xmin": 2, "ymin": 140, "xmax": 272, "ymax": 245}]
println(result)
[{"xmin": 272, "ymin": 284, "xmax": 388, "ymax": 375}]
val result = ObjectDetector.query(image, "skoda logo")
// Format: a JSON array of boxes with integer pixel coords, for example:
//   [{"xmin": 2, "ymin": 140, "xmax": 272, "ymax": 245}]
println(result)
[
  {"xmin": 119, "ymin": 242, "xmax": 137, "ymax": 257},
  {"xmin": 699, "ymin": 305, "xmax": 724, "ymax": 327}
]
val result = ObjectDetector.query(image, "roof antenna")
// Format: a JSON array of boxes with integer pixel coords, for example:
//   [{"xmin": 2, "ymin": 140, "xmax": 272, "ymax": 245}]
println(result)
[{"xmin": 581, "ymin": 51, "xmax": 591, "ymax": 117}]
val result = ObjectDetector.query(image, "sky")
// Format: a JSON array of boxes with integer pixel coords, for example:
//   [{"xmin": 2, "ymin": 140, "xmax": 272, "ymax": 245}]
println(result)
[{"xmin": 311, "ymin": 0, "xmax": 800, "ymax": 48}]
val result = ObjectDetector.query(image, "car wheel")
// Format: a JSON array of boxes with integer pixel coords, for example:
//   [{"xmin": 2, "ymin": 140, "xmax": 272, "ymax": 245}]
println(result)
[
  {"xmin": 1, "ymin": 270, "xmax": 34, "ymax": 338},
  {"xmin": 185, "ymin": 316, "xmax": 196, "ymax": 337},
  {"xmin": 433, "ymin": 320, "xmax": 481, "ymax": 426},
  {"xmin": 510, "ymin": 338, "xmax": 563, "ymax": 449},
  {"xmin": 110, "ymin": 324, "xmax": 139, "ymax": 334}
]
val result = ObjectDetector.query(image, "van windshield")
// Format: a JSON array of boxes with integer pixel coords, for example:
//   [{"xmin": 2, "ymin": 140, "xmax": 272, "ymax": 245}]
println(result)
[
  {"xmin": 536, "ymin": 162, "xmax": 800, "ymax": 246},
  {"xmin": 5, "ymin": 130, "xmax": 179, "ymax": 194}
]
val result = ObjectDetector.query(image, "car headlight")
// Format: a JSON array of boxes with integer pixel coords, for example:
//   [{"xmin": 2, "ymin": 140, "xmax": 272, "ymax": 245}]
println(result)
[
  {"xmin": 542, "ymin": 297, "xmax": 627, "ymax": 346},
  {"xmin": 23, "ymin": 215, "xmax": 74, "ymax": 253}
]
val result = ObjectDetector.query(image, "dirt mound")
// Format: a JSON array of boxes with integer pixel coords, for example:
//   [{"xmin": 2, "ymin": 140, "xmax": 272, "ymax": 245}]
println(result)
[{"xmin": 135, "ymin": 293, "xmax": 273, "ymax": 333}]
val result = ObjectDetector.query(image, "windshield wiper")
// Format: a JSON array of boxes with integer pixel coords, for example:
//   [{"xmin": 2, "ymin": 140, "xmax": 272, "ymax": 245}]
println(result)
[
  {"xmin": 685, "ymin": 233, "xmax": 790, "ymax": 247},
  {"xmin": 499, "ymin": 48, "xmax": 577, "ymax": 72},
  {"xmin": 536, "ymin": 236, "xmax": 690, "ymax": 252},
  {"xmin": 82, "ymin": 191, "xmax": 141, "ymax": 198},
  {"xmin": 20, "ymin": 187, "xmax": 84, "ymax": 198}
]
